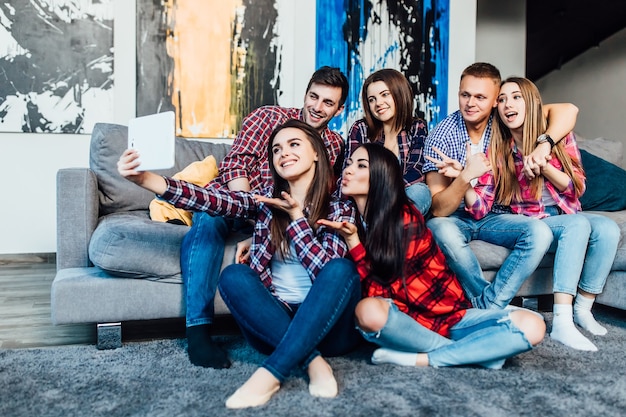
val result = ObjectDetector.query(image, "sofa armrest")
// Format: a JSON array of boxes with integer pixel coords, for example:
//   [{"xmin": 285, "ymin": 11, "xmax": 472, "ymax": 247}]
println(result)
[{"xmin": 56, "ymin": 168, "xmax": 100, "ymax": 270}]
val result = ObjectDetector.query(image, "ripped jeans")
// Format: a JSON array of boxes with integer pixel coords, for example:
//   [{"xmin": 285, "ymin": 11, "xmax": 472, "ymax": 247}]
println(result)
[{"xmin": 357, "ymin": 299, "xmax": 533, "ymax": 369}]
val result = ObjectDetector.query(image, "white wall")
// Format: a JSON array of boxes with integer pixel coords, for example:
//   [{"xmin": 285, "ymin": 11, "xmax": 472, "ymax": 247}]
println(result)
[
  {"xmin": 447, "ymin": 0, "xmax": 477, "ymax": 113},
  {"xmin": 447, "ymin": 0, "xmax": 526, "ymax": 112},
  {"xmin": 0, "ymin": 0, "xmax": 135, "ymax": 254},
  {"xmin": 475, "ymin": 0, "xmax": 526, "ymax": 79},
  {"xmin": 1, "ymin": 0, "xmax": 475, "ymax": 254},
  {"xmin": 535, "ymin": 27, "xmax": 626, "ymax": 145}
]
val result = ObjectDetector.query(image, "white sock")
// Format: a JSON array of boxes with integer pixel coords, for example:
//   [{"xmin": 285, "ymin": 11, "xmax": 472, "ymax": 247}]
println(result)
[
  {"xmin": 371, "ymin": 348, "xmax": 418, "ymax": 367},
  {"xmin": 550, "ymin": 304, "xmax": 598, "ymax": 351},
  {"xmin": 574, "ymin": 294, "xmax": 608, "ymax": 336}
]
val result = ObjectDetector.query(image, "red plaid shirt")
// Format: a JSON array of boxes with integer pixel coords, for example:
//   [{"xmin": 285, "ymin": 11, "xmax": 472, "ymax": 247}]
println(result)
[
  {"xmin": 466, "ymin": 132, "xmax": 585, "ymax": 219},
  {"xmin": 351, "ymin": 205, "xmax": 471, "ymax": 337},
  {"xmin": 160, "ymin": 178, "xmax": 356, "ymax": 292},
  {"xmin": 217, "ymin": 106, "xmax": 344, "ymax": 191}
]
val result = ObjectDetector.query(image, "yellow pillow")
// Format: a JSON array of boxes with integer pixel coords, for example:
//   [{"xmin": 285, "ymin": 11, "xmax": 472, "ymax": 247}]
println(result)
[{"xmin": 149, "ymin": 155, "xmax": 219, "ymax": 225}]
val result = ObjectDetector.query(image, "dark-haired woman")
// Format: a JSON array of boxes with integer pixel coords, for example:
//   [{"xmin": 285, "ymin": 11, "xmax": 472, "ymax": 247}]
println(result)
[
  {"xmin": 345, "ymin": 68, "xmax": 431, "ymax": 214},
  {"xmin": 320, "ymin": 143, "xmax": 544, "ymax": 368}
]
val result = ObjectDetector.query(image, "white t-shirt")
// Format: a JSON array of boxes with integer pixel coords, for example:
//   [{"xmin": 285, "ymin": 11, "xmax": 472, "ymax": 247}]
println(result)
[{"xmin": 270, "ymin": 241, "xmax": 312, "ymax": 304}]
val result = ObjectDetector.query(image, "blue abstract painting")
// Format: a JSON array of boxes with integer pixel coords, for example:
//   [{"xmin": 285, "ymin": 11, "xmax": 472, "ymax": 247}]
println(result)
[{"xmin": 316, "ymin": 0, "xmax": 449, "ymax": 135}]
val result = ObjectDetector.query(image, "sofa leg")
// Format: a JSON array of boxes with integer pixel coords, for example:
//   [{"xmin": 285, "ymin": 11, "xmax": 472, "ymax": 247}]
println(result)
[
  {"xmin": 97, "ymin": 322, "xmax": 122, "ymax": 350},
  {"xmin": 536, "ymin": 294, "xmax": 554, "ymax": 312}
]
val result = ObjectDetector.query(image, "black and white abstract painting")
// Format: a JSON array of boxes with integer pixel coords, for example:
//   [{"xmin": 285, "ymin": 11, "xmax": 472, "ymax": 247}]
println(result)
[{"xmin": 0, "ymin": 0, "xmax": 114, "ymax": 134}]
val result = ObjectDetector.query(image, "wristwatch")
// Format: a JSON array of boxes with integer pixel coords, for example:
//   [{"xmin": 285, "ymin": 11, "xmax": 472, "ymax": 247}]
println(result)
[{"xmin": 536, "ymin": 134, "xmax": 556, "ymax": 148}]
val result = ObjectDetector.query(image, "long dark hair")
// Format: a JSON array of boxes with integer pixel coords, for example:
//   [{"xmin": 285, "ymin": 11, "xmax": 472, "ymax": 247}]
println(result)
[
  {"xmin": 267, "ymin": 119, "xmax": 333, "ymax": 256},
  {"xmin": 358, "ymin": 143, "xmax": 423, "ymax": 283}
]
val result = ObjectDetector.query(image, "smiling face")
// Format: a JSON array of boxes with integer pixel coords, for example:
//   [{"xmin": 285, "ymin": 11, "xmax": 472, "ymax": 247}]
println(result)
[
  {"xmin": 271, "ymin": 127, "xmax": 319, "ymax": 183},
  {"xmin": 302, "ymin": 83, "xmax": 344, "ymax": 132},
  {"xmin": 497, "ymin": 81, "xmax": 526, "ymax": 133},
  {"xmin": 366, "ymin": 81, "xmax": 396, "ymax": 124},
  {"xmin": 458, "ymin": 75, "xmax": 499, "ymax": 127},
  {"xmin": 341, "ymin": 146, "xmax": 370, "ymax": 201}
]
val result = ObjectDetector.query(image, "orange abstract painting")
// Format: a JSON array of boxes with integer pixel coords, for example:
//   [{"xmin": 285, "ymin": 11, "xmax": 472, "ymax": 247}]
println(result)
[{"xmin": 137, "ymin": 0, "xmax": 280, "ymax": 138}]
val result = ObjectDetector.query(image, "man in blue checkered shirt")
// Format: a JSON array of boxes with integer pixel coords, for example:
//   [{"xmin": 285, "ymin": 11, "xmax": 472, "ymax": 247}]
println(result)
[{"xmin": 422, "ymin": 62, "xmax": 579, "ymax": 309}]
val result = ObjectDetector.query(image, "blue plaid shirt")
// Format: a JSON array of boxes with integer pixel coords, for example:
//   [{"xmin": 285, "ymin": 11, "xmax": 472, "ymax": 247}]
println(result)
[
  {"xmin": 345, "ymin": 118, "xmax": 428, "ymax": 186},
  {"xmin": 160, "ymin": 177, "xmax": 356, "ymax": 292},
  {"xmin": 423, "ymin": 110, "xmax": 494, "ymax": 173}
]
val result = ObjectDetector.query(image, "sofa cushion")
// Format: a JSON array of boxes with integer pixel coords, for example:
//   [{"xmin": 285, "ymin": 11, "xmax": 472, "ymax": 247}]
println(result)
[
  {"xmin": 149, "ymin": 155, "xmax": 219, "ymax": 226},
  {"xmin": 577, "ymin": 136, "xmax": 623, "ymax": 167},
  {"xmin": 90, "ymin": 122, "xmax": 231, "ymax": 216},
  {"xmin": 89, "ymin": 211, "xmax": 190, "ymax": 280},
  {"xmin": 579, "ymin": 150, "xmax": 626, "ymax": 211}
]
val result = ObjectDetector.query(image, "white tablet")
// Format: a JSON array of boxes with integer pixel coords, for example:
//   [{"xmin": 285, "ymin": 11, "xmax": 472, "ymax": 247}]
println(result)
[{"xmin": 128, "ymin": 111, "xmax": 176, "ymax": 171}]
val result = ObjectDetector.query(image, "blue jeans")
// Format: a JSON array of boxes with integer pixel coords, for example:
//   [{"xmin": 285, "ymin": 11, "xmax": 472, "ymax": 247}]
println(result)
[
  {"xmin": 580, "ymin": 212, "xmax": 621, "ymax": 294},
  {"xmin": 543, "ymin": 210, "xmax": 620, "ymax": 295},
  {"xmin": 218, "ymin": 258, "xmax": 362, "ymax": 382},
  {"xmin": 541, "ymin": 211, "xmax": 590, "ymax": 295},
  {"xmin": 427, "ymin": 210, "xmax": 553, "ymax": 309},
  {"xmin": 406, "ymin": 182, "xmax": 432, "ymax": 215},
  {"xmin": 180, "ymin": 211, "xmax": 252, "ymax": 327},
  {"xmin": 358, "ymin": 299, "xmax": 532, "ymax": 369}
]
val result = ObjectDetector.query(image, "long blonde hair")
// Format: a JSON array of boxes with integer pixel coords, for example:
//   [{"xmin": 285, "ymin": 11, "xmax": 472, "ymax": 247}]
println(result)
[{"xmin": 490, "ymin": 77, "xmax": 584, "ymax": 204}]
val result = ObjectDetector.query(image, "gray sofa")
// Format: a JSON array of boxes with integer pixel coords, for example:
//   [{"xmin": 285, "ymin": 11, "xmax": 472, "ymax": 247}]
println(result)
[{"xmin": 51, "ymin": 123, "xmax": 626, "ymax": 348}]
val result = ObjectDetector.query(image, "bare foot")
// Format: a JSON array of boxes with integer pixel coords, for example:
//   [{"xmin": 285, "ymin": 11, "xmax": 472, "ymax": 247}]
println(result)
[
  {"xmin": 307, "ymin": 356, "xmax": 338, "ymax": 398},
  {"xmin": 225, "ymin": 367, "xmax": 280, "ymax": 409}
]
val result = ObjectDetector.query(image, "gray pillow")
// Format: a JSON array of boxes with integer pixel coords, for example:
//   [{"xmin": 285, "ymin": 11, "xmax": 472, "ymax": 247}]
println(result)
[
  {"xmin": 89, "ymin": 211, "xmax": 189, "ymax": 280},
  {"xmin": 89, "ymin": 122, "xmax": 231, "ymax": 215}
]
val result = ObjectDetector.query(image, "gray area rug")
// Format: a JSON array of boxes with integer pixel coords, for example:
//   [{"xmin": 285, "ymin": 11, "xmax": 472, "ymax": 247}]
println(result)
[{"xmin": 1, "ymin": 309, "xmax": 625, "ymax": 417}]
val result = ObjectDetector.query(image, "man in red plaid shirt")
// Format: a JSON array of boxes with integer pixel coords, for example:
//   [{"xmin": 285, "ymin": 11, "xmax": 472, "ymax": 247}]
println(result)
[{"xmin": 180, "ymin": 66, "xmax": 349, "ymax": 368}]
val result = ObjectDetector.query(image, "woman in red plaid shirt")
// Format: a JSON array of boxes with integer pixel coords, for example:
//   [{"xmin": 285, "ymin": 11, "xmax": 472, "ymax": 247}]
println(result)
[{"xmin": 320, "ymin": 143, "xmax": 545, "ymax": 368}]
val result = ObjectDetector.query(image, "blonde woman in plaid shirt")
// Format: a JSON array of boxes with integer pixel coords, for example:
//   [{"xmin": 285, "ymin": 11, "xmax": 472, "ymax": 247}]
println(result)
[{"xmin": 465, "ymin": 77, "xmax": 620, "ymax": 351}]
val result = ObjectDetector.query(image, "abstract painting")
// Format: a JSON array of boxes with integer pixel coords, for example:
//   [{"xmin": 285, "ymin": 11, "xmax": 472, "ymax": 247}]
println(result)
[
  {"xmin": 136, "ymin": 0, "xmax": 283, "ymax": 138},
  {"xmin": 0, "ymin": 0, "xmax": 114, "ymax": 134},
  {"xmin": 316, "ymin": 0, "xmax": 449, "ymax": 135}
]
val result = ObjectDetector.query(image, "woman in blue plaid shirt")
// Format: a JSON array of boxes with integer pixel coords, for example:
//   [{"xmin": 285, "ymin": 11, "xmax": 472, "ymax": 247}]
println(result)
[{"xmin": 344, "ymin": 68, "xmax": 431, "ymax": 214}]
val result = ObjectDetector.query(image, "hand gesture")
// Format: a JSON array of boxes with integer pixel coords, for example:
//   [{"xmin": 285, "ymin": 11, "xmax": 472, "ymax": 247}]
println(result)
[
  {"xmin": 317, "ymin": 219, "xmax": 360, "ymax": 250},
  {"xmin": 235, "ymin": 237, "xmax": 252, "ymax": 264},
  {"xmin": 425, "ymin": 146, "xmax": 464, "ymax": 178},
  {"xmin": 462, "ymin": 143, "xmax": 492, "ymax": 182},
  {"xmin": 254, "ymin": 191, "xmax": 304, "ymax": 221}
]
